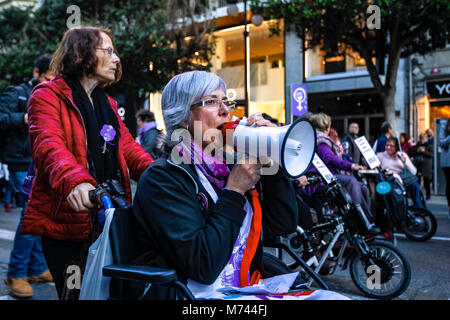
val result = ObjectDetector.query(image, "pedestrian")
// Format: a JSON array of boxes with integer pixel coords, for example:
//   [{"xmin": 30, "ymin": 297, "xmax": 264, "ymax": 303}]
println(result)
[
  {"xmin": 374, "ymin": 121, "xmax": 394, "ymax": 153},
  {"xmin": 426, "ymin": 128, "xmax": 434, "ymax": 146},
  {"xmin": 0, "ymin": 54, "xmax": 54, "ymax": 298},
  {"xmin": 400, "ymin": 133, "xmax": 413, "ymax": 155},
  {"xmin": 409, "ymin": 133, "xmax": 433, "ymax": 200},
  {"xmin": 135, "ymin": 109, "xmax": 163, "ymax": 159},
  {"xmin": 342, "ymin": 122, "xmax": 363, "ymax": 164},
  {"xmin": 20, "ymin": 26, "xmax": 153, "ymax": 300},
  {"xmin": 438, "ymin": 118, "xmax": 450, "ymax": 218}
]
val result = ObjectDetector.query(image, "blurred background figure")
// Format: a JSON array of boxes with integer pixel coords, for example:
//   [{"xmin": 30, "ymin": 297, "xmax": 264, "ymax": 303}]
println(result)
[
  {"xmin": 438, "ymin": 118, "xmax": 450, "ymax": 218},
  {"xmin": 135, "ymin": 109, "xmax": 164, "ymax": 159},
  {"xmin": 410, "ymin": 133, "xmax": 434, "ymax": 200},
  {"xmin": 400, "ymin": 133, "xmax": 413, "ymax": 155},
  {"xmin": 374, "ymin": 121, "xmax": 394, "ymax": 153},
  {"xmin": 341, "ymin": 122, "xmax": 361, "ymax": 163},
  {"xmin": 0, "ymin": 53, "xmax": 54, "ymax": 299},
  {"xmin": 426, "ymin": 128, "xmax": 434, "ymax": 146}
]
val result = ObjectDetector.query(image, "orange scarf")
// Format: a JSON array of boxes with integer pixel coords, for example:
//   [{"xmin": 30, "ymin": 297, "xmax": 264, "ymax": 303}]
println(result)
[{"xmin": 239, "ymin": 189, "xmax": 262, "ymax": 287}]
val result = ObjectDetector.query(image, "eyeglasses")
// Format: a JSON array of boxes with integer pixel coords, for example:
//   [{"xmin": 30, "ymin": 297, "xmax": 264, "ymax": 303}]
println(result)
[
  {"xmin": 96, "ymin": 47, "xmax": 117, "ymax": 57},
  {"xmin": 190, "ymin": 98, "xmax": 236, "ymax": 111}
]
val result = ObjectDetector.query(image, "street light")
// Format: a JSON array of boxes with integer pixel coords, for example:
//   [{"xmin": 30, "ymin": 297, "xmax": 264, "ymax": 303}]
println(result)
[{"xmin": 243, "ymin": 0, "xmax": 250, "ymax": 117}]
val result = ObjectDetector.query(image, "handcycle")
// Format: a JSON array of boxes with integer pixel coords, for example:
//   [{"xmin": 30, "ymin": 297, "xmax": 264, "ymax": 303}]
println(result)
[
  {"xmin": 286, "ymin": 172, "xmax": 411, "ymax": 300},
  {"xmin": 358, "ymin": 168, "xmax": 437, "ymax": 242},
  {"xmin": 86, "ymin": 179, "xmax": 329, "ymax": 300}
]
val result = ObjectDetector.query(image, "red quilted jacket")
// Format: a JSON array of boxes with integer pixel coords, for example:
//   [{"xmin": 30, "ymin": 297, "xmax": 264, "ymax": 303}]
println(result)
[{"xmin": 21, "ymin": 77, "xmax": 153, "ymax": 241}]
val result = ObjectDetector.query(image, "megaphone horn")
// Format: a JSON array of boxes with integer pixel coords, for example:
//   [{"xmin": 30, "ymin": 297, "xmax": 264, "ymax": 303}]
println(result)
[{"xmin": 221, "ymin": 118, "xmax": 316, "ymax": 178}]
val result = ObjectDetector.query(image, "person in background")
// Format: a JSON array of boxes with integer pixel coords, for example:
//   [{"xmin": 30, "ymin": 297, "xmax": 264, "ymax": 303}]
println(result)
[
  {"xmin": 438, "ymin": 118, "xmax": 450, "ymax": 218},
  {"xmin": 135, "ymin": 109, "xmax": 163, "ymax": 159},
  {"xmin": 310, "ymin": 113, "xmax": 370, "ymax": 211},
  {"xmin": 342, "ymin": 122, "xmax": 362, "ymax": 164},
  {"xmin": 400, "ymin": 133, "xmax": 413, "ymax": 155},
  {"xmin": 20, "ymin": 26, "xmax": 153, "ymax": 299},
  {"xmin": 377, "ymin": 137, "xmax": 424, "ymax": 208},
  {"xmin": 329, "ymin": 128, "xmax": 345, "ymax": 158},
  {"xmin": 426, "ymin": 128, "xmax": 434, "ymax": 146},
  {"xmin": 374, "ymin": 121, "xmax": 394, "ymax": 153},
  {"xmin": 409, "ymin": 133, "xmax": 433, "ymax": 200},
  {"xmin": 0, "ymin": 54, "xmax": 54, "ymax": 299}
]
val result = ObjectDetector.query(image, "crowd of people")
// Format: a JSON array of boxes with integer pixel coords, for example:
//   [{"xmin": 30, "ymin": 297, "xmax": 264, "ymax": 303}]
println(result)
[{"xmin": 0, "ymin": 25, "xmax": 449, "ymax": 301}]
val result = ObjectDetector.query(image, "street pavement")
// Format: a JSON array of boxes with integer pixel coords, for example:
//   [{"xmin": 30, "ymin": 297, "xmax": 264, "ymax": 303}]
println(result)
[{"xmin": 0, "ymin": 194, "xmax": 448, "ymax": 300}]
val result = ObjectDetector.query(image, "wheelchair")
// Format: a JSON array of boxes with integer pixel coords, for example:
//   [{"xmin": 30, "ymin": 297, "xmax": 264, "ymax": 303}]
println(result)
[{"xmin": 90, "ymin": 181, "xmax": 329, "ymax": 300}]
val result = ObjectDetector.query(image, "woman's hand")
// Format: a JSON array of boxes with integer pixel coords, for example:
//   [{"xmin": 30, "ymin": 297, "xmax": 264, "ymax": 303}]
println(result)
[
  {"xmin": 351, "ymin": 163, "xmax": 366, "ymax": 171},
  {"xmin": 292, "ymin": 175, "xmax": 308, "ymax": 189},
  {"xmin": 247, "ymin": 112, "xmax": 277, "ymax": 127},
  {"xmin": 226, "ymin": 156, "xmax": 262, "ymax": 195},
  {"xmin": 397, "ymin": 152, "xmax": 407, "ymax": 163},
  {"xmin": 67, "ymin": 182, "xmax": 96, "ymax": 212}
]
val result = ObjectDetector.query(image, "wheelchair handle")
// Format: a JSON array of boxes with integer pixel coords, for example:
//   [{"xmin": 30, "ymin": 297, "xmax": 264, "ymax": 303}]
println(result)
[{"xmin": 89, "ymin": 188, "xmax": 114, "ymax": 210}]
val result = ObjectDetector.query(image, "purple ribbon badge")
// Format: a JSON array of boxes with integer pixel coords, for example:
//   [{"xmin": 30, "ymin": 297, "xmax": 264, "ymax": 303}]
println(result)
[{"xmin": 100, "ymin": 124, "xmax": 116, "ymax": 154}]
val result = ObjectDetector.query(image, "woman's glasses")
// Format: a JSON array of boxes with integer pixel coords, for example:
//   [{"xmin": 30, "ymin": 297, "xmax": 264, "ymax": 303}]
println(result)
[
  {"xmin": 96, "ymin": 47, "xmax": 117, "ymax": 58},
  {"xmin": 190, "ymin": 98, "xmax": 236, "ymax": 111}
]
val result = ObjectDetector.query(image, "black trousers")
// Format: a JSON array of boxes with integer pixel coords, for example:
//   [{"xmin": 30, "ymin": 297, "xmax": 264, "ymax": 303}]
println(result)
[
  {"xmin": 41, "ymin": 237, "xmax": 88, "ymax": 300},
  {"xmin": 444, "ymin": 167, "xmax": 450, "ymax": 207}
]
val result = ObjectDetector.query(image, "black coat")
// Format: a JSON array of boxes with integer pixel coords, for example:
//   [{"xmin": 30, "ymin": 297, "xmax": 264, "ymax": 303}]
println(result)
[
  {"xmin": 409, "ymin": 142, "xmax": 433, "ymax": 179},
  {"xmin": 0, "ymin": 80, "xmax": 35, "ymax": 170},
  {"xmin": 139, "ymin": 126, "xmax": 163, "ymax": 159},
  {"xmin": 132, "ymin": 153, "xmax": 298, "ymax": 298}
]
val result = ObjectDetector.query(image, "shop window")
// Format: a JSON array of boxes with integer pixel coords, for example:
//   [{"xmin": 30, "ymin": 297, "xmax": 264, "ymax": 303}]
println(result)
[{"xmin": 305, "ymin": 42, "xmax": 376, "ymax": 78}]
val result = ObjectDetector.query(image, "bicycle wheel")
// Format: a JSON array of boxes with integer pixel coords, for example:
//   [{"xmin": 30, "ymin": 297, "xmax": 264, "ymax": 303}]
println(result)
[
  {"xmin": 400, "ymin": 206, "xmax": 437, "ymax": 241},
  {"xmin": 349, "ymin": 240, "xmax": 411, "ymax": 300}
]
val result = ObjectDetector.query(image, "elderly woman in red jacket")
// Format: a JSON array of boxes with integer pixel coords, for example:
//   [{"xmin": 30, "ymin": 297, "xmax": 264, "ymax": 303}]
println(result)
[{"xmin": 21, "ymin": 26, "xmax": 153, "ymax": 299}]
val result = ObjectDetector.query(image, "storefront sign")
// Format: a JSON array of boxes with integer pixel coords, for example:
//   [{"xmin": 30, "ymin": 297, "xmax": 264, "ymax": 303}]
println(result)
[
  {"xmin": 291, "ymin": 85, "xmax": 308, "ymax": 117},
  {"xmin": 427, "ymin": 80, "xmax": 450, "ymax": 99},
  {"xmin": 324, "ymin": 54, "xmax": 346, "ymax": 74}
]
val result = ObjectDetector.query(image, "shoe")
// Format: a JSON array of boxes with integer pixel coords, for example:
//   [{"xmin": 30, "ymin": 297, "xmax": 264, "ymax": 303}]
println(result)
[
  {"xmin": 28, "ymin": 270, "xmax": 53, "ymax": 283},
  {"xmin": 4, "ymin": 278, "xmax": 33, "ymax": 298},
  {"xmin": 4, "ymin": 203, "xmax": 11, "ymax": 213}
]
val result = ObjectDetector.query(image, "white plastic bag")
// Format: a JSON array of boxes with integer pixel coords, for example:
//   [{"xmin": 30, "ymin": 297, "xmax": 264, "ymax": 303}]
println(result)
[{"xmin": 79, "ymin": 208, "xmax": 115, "ymax": 300}]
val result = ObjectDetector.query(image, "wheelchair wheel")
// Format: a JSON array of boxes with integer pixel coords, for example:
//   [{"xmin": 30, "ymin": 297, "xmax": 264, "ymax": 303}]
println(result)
[
  {"xmin": 349, "ymin": 240, "xmax": 411, "ymax": 300},
  {"xmin": 400, "ymin": 206, "xmax": 437, "ymax": 241}
]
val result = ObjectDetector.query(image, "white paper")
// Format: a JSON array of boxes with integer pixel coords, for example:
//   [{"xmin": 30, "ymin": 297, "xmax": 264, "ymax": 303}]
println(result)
[
  {"xmin": 217, "ymin": 272, "xmax": 299, "ymax": 296},
  {"xmin": 312, "ymin": 154, "xmax": 334, "ymax": 184},
  {"xmin": 354, "ymin": 136, "xmax": 381, "ymax": 169}
]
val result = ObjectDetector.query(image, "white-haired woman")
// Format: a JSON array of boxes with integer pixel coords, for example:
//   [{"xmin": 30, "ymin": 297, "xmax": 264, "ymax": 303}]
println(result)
[{"xmin": 132, "ymin": 71, "xmax": 347, "ymax": 300}]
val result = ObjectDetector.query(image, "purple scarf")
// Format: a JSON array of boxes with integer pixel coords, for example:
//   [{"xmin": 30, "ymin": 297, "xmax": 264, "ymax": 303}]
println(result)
[
  {"xmin": 138, "ymin": 121, "xmax": 157, "ymax": 139},
  {"xmin": 179, "ymin": 140, "xmax": 230, "ymax": 189}
]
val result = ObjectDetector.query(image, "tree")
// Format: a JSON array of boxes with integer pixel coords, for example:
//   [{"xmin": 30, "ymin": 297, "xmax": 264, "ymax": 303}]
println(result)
[
  {"xmin": 250, "ymin": 0, "xmax": 450, "ymax": 126},
  {"xmin": 0, "ymin": 0, "xmax": 216, "ymax": 135}
]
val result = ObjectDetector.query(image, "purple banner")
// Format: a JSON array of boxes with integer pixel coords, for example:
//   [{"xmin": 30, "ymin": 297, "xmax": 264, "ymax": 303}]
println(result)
[{"xmin": 291, "ymin": 85, "xmax": 308, "ymax": 117}]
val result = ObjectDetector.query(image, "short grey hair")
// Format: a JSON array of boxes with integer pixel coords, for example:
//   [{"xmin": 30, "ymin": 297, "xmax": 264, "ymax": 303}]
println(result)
[{"xmin": 161, "ymin": 70, "xmax": 227, "ymax": 148}]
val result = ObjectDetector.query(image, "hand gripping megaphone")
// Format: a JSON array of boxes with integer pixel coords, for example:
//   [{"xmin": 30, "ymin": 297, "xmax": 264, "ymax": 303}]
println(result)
[{"xmin": 221, "ymin": 118, "xmax": 316, "ymax": 178}]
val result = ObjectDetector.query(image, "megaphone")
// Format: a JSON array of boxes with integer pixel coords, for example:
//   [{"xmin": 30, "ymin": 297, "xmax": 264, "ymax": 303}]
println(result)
[{"xmin": 221, "ymin": 118, "xmax": 316, "ymax": 178}]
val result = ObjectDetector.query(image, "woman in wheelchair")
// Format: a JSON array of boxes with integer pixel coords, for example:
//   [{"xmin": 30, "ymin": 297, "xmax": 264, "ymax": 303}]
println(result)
[
  {"xmin": 377, "ymin": 137, "xmax": 425, "ymax": 208},
  {"xmin": 309, "ymin": 113, "xmax": 371, "ymax": 214},
  {"xmin": 132, "ymin": 71, "xmax": 348, "ymax": 300}
]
